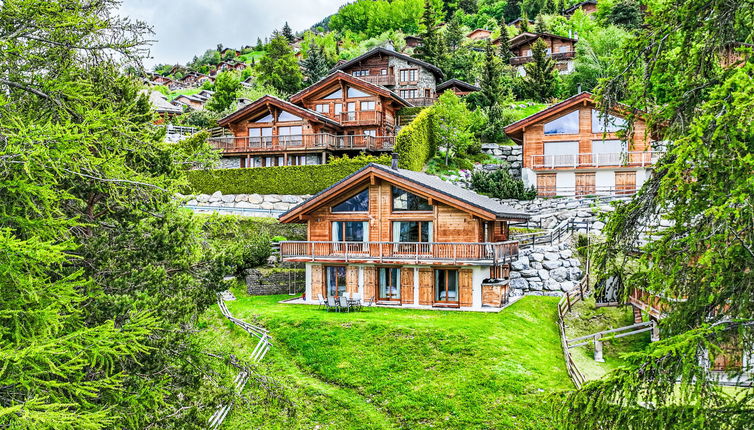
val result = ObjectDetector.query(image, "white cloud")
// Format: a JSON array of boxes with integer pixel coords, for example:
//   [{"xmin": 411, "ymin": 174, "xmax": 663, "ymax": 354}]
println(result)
[{"xmin": 118, "ymin": 0, "xmax": 345, "ymax": 67}]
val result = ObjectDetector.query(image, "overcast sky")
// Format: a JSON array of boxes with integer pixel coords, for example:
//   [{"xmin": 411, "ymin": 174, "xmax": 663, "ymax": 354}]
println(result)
[{"xmin": 119, "ymin": 0, "xmax": 346, "ymax": 68}]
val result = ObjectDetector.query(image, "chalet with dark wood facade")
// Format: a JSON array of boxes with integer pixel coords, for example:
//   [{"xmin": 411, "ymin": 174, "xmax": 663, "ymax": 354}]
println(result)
[
  {"xmin": 504, "ymin": 92, "xmax": 661, "ymax": 197},
  {"xmin": 466, "ymin": 28, "xmax": 493, "ymax": 40},
  {"xmin": 436, "ymin": 79, "xmax": 480, "ymax": 97},
  {"xmin": 278, "ymin": 162, "xmax": 528, "ymax": 310},
  {"xmin": 330, "ymin": 47, "xmax": 444, "ymax": 107},
  {"xmin": 563, "ymin": 1, "xmax": 598, "ymax": 16},
  {"xmin": 211, "ymin": 72, "xmax": 411, "ymax": 168},
  {"xmin": 495, "ymin": 32, "xmax": 578, "ymax": 75}
]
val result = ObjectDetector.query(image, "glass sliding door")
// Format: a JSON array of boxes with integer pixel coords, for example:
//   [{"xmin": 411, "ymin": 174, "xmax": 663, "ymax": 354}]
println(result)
[
  {"xmin": 326, "ymin": 266, "xmax": 347, "ymax": 298},
  {"xmin": 392, "ymin": 221, "xmax": 433, "ymax": 254},
  {"xmin": 434, "ymin": 269, "xmax": 458, "ymax": 304},
  {"xmin": 378, "ymin": 267, "xmax": 401, "ymax": 301}
]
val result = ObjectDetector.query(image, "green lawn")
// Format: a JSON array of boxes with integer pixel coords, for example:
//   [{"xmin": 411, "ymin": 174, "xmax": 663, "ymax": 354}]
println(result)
[{"xmin": 195, "ymin": 287, "xmax": 573, "ymax": 429}]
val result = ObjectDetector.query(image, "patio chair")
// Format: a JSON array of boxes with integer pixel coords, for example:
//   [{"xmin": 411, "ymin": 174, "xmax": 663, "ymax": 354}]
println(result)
[
  {"xmin": 363, "ymin": 296, "xmax": 375, "ymax": 307},
  {"xmin": 327, "ymin": 296, "xmax": 339, "ymax": 312},
  {"xmin": 317, "ymin": 294, "xmax": 326, "ymax": 310},
  {"xmin": 338, "ymin": 296, "xmax": 352, "ymax": 313},
  {"xmin": 351, "ymin": 293, "xmax": 363, "ymax": 311}
]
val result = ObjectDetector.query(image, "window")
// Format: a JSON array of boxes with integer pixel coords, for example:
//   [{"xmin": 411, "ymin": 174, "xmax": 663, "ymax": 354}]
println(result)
[
  {"xmin": 364, "ymin": 129, "xmax": 377, "ymax": 137},
  {"xmin": 392, "ymin": 221, "xmax": 432, "ymax": 242},
  {"xmin": 332, "ymin": 188, "xmax": 369, "ymax": 212},
  {"xmin": 332, "ymin": 221, "xmax": 368, "ymax": 242},
  {"xmin": 392, "ymin": 187, "xmax": 432, "ymax": 211},
  {"xmin": 360, "ymin": 101, "xmax": 375, "ymax": 111},
  {"xmin": 591, "ymin": 109, "xmax": 628, "ymax": 133},
  {"xmin": 323, "ymin": 89, "xmax": 343, "ymax": 99},
  {"xmin": 544, "ymin": 110, "xmax": 580, "ymax": 135},
  {"xmin": 347, "ymin": 87, "xmax": 370, "ymax": 98},
  {"xmin": 400, "ymin": 89, "xmax": 418, "ymax": 99},
  {"xmin": 326, "ymin": 266, "xmax": 347, "ymax": 298},
  {"xmin": 352, "ymin": 70, "xmax": 369, "ymax": 77},
  {"xmin": 399, "ymin": 69, "xmax": 417, "ymax": 82},
  {"xmin": 277, "ymin": 110, "xmax": 302, "ymax": 122},
  {"xmin": 315, "ymin": 104, "xmax": 330, "ymax": 113},
  {"xmin": 334, "ymin": 103, "xmax": 343, "ymax": 115},
  {"xmin": 435, "ymin": 269, "xmax": 458, "ymax": 303},
  {"xmin": 380, "ymin": 69, "xmax": 388, "ymax": 75},
  {"xmin": 523, "ymin": 49, "xmax": 532, "ymax": 57},
  {"xmin": 378, "ymin": 267, "xmax": 401, "ymax": 301},
  {"xmin": 248, "ymin": 127, "xmax": 272, "ymax": 144},
  {"xmin": 558, "ymin": 45, "xmax": 569, "ymax": 53},
  {"xmin": 253, "ymin": 112, "xmax": 274, "ymax": 123}
]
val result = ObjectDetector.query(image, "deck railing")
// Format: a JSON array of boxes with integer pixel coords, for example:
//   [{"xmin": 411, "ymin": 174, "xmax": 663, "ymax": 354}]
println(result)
[
  {"xmin": 404, "ymin": 97, "xmax": 436, "ymax": 107},
  {"xmin": 338, "ymin": 110, "xmax": 392, "ymax": 127},
  {"xmin": 530, "ymin": 151, "xmax": 663, "ymax": 169},
  {"xmin": 208, "ymin": 133, "xmax": 395, "ymax": 153},
  {"xmin": 356, "ymin": 75, "xmax": 396, "ymax": 86},
  {"xmin": 279, "ymin": 240, "xmax": 520, "ymax": 265},
  {"xmin": 510, "ymin": 51, "xmax": 576, "ymax": 66}
]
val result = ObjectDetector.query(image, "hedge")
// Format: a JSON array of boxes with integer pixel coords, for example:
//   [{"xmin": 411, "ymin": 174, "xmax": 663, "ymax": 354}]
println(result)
[
  {"xmin": 186, "ymin": 161, "xmax": 369, "ymax": 195},
  {"xmin": 394, "ymin": 108, "xmax": 436, "ymax": 171}
]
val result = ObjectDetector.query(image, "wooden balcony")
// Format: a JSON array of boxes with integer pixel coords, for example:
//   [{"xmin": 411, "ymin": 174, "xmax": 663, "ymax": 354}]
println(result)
[
  {"xmin": 279, "ymin": 240, "xmax": 520, "ymax": 266},
  {"xmin": 530, "ymin": 151, "xmax": 663, "ymax": 170},
  {"xmin": 356, "ymin": 75, "xmax": 396, "ymax": 86},
  {"xmin": 404, "ymin": 97, "xmax": 436, "ymax": 107},
  {"xmin": 510, "ymin": 51, "xmax": 576, "ymax": 66},
  {"xmin": 208, "ymin": 133, "xmax": 395, "ymax": 154},
  {"xmin": 337, "ymin": 110, "xmax": 393, "ymax": 127}
]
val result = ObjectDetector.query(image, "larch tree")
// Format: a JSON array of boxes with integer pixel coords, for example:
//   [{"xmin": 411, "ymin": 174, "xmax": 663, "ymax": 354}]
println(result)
[{"xmin": 559, "ymin": 0, "xmax": 754, "ymax": 428}]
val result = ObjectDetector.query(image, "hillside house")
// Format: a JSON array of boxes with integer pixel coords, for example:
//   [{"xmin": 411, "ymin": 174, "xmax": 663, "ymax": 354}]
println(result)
[
  {"xmin": 563, "ymin": 1, "xmax": 598, "ymax": 16},
  {"xmin": 507, "ymin": 18, "xmax": 535, "ymax": 30},
  {"xmin": 179, "ymin": 72, "xmax": 213, "ymax": 88},
  {"xmin": 173, "ymin": 90, "xmax": 214, "ymax": 110},
  {"xmin": 210, "ymin": 72, "xmax": 410, "ymax": 168},
  {"xmin": 436, "ymin": 79, "xmax": 480, "ymax": 97},
  {"xmin": 404, "ymin": 35, "xmax": 423, "ymax": 49},
  {"xmin": 220, "ymin": 48, "xmax": 241, "ymax": 57},
  {"xmin": 504, "ymin": 92, "xmax": 662, "ymax": 197},
  {"xmin": 466, "ymin": 28, "xmax": 493, "ymax": 40},
  {"xmin": 496, "ymin": 32, "xmax": 578, "ymax": 75},
  {"xmin": 330, "ymin": 46, "xmax": 444, "ymax": 107},
  {"xmin": 146, "ymin": 90, "xmax": 183, "ymax": 120},
  {"xmin": 278, "ymin": 162, "xmax": 527, "ymax": 310},
  {"xmin": 211, "ymin": 60, "xmax": 247, "ymax": 76}
]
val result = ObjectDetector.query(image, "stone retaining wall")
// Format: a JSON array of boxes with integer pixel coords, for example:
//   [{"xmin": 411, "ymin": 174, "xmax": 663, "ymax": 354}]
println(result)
[
  {"xmin": 183, "ymin": 192, "xmax": 310, "ymax": 213},
  {"xmin": 245, "ymin": 265, "xmax": 305, "ymax": 295},
  {"xmin": 509, "ymin": 243, "xmax": 584, "ymax": 297},
  {"xmin": 481, "ymin": 143, "xmax": 522, "ymax": 178}
]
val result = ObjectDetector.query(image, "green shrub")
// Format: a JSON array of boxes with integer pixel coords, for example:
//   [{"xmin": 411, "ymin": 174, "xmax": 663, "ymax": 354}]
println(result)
[
  {"xmin": 394, "ymin": 108, "xmax": 436, "ymax": 171},
  {"xmin": 328, "ymin": 152, "xmax": 392, "ymax": 166},
  {"xmin": 186, "ymin": 161, "xmax": 369, "ymax": 195},
  {"xmin": 470, "ymin": 169, "xmax": 537, "ymax": 200},
  {"xmin": 271, "ymin": 235, "xmax": 287, "ymax": 242}
]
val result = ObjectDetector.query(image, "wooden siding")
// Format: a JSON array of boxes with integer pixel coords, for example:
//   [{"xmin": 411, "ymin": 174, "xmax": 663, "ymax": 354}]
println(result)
[
  {"xmin": 311, "ymin": 264, "xmax": 325, "ymax": 298},
  {"xmin": 459, "ymin": 269, "xmax": 473, "ymax": 307},
  {"xmin": 418, "ymin": 268, "xmax": 433, "ymax": 305},
  {"xmin": 363, "ymin": 266, "xmax": 377, "ymax": 301},
  {"xmin": 401, "ymin": 267, "xmax": 414, "ymax": 305},
  {"xmin": 482, "ymin": 284, "xmax": 507, "ymax": 307},
  {"xmin": 346, "ymin": 266, "xmax": 359, "ymax": 295}
]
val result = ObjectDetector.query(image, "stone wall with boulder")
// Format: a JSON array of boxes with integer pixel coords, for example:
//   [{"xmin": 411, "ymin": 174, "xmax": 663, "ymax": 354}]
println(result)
[
  {"xmin": 182, "ymin": 192, "xmax": 310, "ymax": 216},
  {"xmin": 480, "ymin": 143, "xmax": 522, "ymax": 178},
  {"xmin": 509, "ymin": 243, "xmax": 584, "ymax": 297},
  {"xmin": 245, "ymin": 264, "xmax": 305, "ymax": 296}
]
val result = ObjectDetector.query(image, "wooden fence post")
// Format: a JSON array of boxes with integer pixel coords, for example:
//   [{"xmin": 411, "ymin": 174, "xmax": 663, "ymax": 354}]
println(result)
[{"xmin": 594, "ymin": 334, "xmax": 604, "ymax": 362}]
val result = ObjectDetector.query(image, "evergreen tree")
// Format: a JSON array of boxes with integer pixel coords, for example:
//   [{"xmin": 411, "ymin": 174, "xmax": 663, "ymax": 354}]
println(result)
[
  {"xmin": 478, "ymin": 42, "xmax": 504, "ymax": 108},
  {"xmin": 300, "ymin": 42, "xmax": 333, "ymax": 84},
  {"xmin": 255, "ymin": 37, "xmax": 263, "ymax": 50},
  {"xmin": 522, "ymin": 38, "xmax": 557, "ymax": 101},
  {"xmin": 535, "ymin": 13, "xmax": 548, "ymax": 33},
  {"xmin": 519, "ymin": 9, "xmax": 531, "ymax": 33},
  {"xmin": 498, "ymin": 27, "xmax": 513, "ymax": 63},
  {"xmin": 504, "ymin": 0, "xmax": 522, "ymax": 23},
  {"xmin": 282, "ymin": 21, "xmax": 295, "ymax": 42},
  {"xmin": 606, "ymin": 0, "xmax": 643, "ymax": 29},
  {"xmin": 258, "ymin": 33, "xmax": 304, "ymax": 95},
  {"xmin": 459, "ymin": 0, "xmax": 478, "ymax": 14},
  {"xmin": 206, "ymin": 71, "xmax": 241, "ymax": 112},
  {"xmin": 416, "ymin": 0, "xmax": 444, "ymax": 66},
  {"xmin": 445, "ymin": 11, "xmax": 464, "ymax": 52}
]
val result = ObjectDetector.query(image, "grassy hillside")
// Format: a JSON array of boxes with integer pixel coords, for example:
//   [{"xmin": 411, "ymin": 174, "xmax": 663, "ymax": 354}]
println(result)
[{"xmin": 195, "ymin": 288, "xmax": 573, "ymax": 429}]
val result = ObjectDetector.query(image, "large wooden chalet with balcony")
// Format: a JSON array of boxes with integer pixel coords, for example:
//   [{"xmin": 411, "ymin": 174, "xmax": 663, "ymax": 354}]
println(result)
[
  {"xmin": 211, "ymin": 71, "xmax": 411, "ymax": 168},
  {"xmin": 495, "ymin": 32, "xmax": 578, "ymax": 75},
  {"xmin": 504, "ymin": 92, "xmax": 661, "ymax": 197},
  {"xmin": 330, "ymin": 46, "xmax": 445, "ymax": 107},
  {"xmin": 277, "ymin": 161, "xmax": 528, "ymax": 310}
]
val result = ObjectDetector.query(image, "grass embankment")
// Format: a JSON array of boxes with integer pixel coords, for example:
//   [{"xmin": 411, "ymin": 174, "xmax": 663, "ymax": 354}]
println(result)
[
  {"xmin": 195, "ymin": 288, "xmax": 573, "ymax": 429},
  {"xmin": 562, "ymin": 297, "xmax": 650, "ymax": 380}
]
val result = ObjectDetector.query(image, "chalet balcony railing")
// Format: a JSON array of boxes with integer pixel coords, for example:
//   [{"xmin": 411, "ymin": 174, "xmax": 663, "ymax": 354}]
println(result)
[
  {"xmin": 337, "ymin": 110, "xmax": 393, "ymax": 127},
  {"xmin": 530, "ymin": 151, "xmax": 663, "ymax": 169},
  {"xmin": 536, "ymin": 185, "xmax": 639, "ymax": 198},
  {"xmin": 404, "ymin": 97, "xmax": 436, "ymax": 107},
  {"xmin": 279, "ymin": 240, "xmax": 520, "ymax": 265},
  {"xmin": 208, "ymin": 133, "xmax": 395, "ymax": 153},
  {"xmin": 510, "ymin": 51, "xmax": 576, "ymax": 66},
  {"xmin": 356, "ymin": 75, "xmax": 396, "ymax": 86}
]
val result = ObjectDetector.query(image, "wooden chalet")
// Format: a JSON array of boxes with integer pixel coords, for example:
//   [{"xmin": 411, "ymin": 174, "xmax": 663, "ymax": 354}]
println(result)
[
  {"xmin": 436, "ymin": 79, "xmax": 480, "ymax": 97},
  {"xmin": 466, "ymin": 28, "xmax": 493, "ymax": 40},
  {"xmin": 146, "ymin": 90, "xmax": 183, "ymax": 121},
  {"xmin": 563, "ymin": 1, "xmax": 598, "ymax": 16},
  {"xmin": 278, "ymin": 162, "xmax": 528, "ymax": 310},
  {"xmin": 330, "ymin": 46, "xmax": 444, "ymax": 107},
  {"xmin": 220, "ymin": 47, "xmax": 241, "ymax": 57},
  {"xmin": 504, "ymin": 92, "xmax": 661, "ymax": 197},
  {"xmin": 179, "ymin": 72, "xmax": 213, "ymax": 87},
  {"xmin": 404, "ymin": 35, "xmax": 423, "ymax": 49},
  {"xmin": 173, "ymin": 90, "xmax": 214, "ymax": 111},
  {"xmin": 211, "ymin": 60, "xmax": 248, "ymax": 76},
  {"xmin": 210, "ymin": 72, "xmax": 410, "ymax": 168},
  {"xmin": 507, "ymin": 18, "xmax": 534, "ymax": 30},
  {"xmin": 495, "ymin": 32, "xmax": 578, "ymax": 75}
]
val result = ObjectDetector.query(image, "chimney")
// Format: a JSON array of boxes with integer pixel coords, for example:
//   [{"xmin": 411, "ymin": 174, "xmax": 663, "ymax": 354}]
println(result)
[
  {"xmin": 385, "ymin": 40, "xmax": 395, "ymax": 51},
  {"xmin": 391, "ymin": 153, "xmax": 399, "ymax": 170},
  {"xmin": 577, "ymin": 84, "xmax": 582, "ymax": 93}
]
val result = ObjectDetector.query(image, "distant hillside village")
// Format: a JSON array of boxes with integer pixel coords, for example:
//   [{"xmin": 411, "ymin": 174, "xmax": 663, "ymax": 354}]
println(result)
[{"xmin": 143, "ymin": 0, "xmax": 743, "ymax": 198}]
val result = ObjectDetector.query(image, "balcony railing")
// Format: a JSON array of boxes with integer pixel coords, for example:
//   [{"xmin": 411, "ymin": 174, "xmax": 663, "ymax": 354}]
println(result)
[
  {"xmin": 356, "ymin": 75, "xmax": 396, "ymax": 86},
  {"xmin": 530, "ymin": 151, "xmax": 663, "ymax": 169},
  {"xmin": 536, "ymin": 185, "xmax": 639, "ymax": 198},
  {"xmin": 337, "ymin": 110, "xmax": 392, "ymax": 127},
  {"xmin": 279, "ymin": 240, "xmax": 520, "ymax": 266},
  {"xmin": 404, "ymin": 97, "xmax": 436, "ymax": 107},
  {"xmin": 510, "ymin": 51, "xmax": 576, "ymax": 66},
  {"xmin": 208, "ymin": 133, "xmax": 395, "ymax": 153}
]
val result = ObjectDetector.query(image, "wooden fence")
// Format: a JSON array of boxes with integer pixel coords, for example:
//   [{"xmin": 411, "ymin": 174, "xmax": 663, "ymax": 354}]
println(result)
[{"xmin": 556, "ymin": 276, "xmax": 590, "ymax": 389}]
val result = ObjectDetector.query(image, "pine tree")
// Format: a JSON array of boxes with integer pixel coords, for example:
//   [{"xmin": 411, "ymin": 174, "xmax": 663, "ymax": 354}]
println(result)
[
  {"xmin": 504, "ymin": 0, "xmax": 521, "ymax": 23},
  {"xmin": 206, "ymin": 71, "xmax": 241, "ymax": 112},
  {"xmin": 417, "ymin": 0, "xmax": 444, "ymax": 66},
  {"xmin": 300, "ymin": 42, "xmax": 333, "ymax": 84},
  {"xmin": 522, "ymin": 38, "xmax": 557, "ymax": 101},
  {"xmin": 519, "ymin": 9, "xmax": 531, "ymax": 33},
  {"xmin": 479, "ymin": 41, "xmax": 504, "ymax": 108},
  {"xmin": 445, "ymin": 11, "xmax": 464, "ymax": 53},
  {"xmin": 459, "ymin": 0, "xmax": 478, "ymax": 14},
  {"xmin": 498, "ymin": 29, "xmax": 513, "ymax": 63},
  {"xmin": 282, "ymin": 21, "xmax": 294, "ymax": 42},
  {"xmin": 535, "ymin": 14, "xmax": 548, "ymax": 33},
  {"xmin": 255, "ymin": 37, "xmax": 263, "ymax": 50},
  {"xmin": 258, "ymin": 33, "xmax": 304, "ymax": 95}
]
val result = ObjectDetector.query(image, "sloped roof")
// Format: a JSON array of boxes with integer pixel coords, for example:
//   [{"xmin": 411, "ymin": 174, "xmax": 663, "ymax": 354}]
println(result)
[
  {"xmin": 288, "ymin": 71, "xmax": 412, "ymax": 107},
  {"xmin": 330, "ymin": 47, "xmax": 444, "ymax": 80},
  {"xmin": 146, "ymin": 90, "xmax": 182, "ymax": 114},
  {"xmin": 507, "ymin": 32, "xmax": 578, "ymax": 49},
  {"xmin": 278, "ymin": 163, "xmax": 529, "ymax": 223},
  {"xmin": 466, "ymin": 28, "xmax": 492, "ymax": 37},
  {"xmin": 217, "ymin": 94, "xmax": 342, "ymax": 128},
  {"xmin": 436, "ymin": 79, "xmax": 480, "ymax": 93},
  {"xmin": 564, "ymin": 0, "xmax": 598, "ymax": 14}
]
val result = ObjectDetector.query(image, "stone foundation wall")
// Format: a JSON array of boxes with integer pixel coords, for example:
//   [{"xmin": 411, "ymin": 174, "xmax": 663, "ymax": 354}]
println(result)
[
  {"xmin": 509, "ymin": 243, "xmax": 584, "ymax": 297},
  {"xmin": 480, "ymin": 144, "xmax": 522, "ymax": 178},
  {"xmin": 245, "ymin": 265, "xmax": 305, "ymax": 296},
  {"xmin": 183, "ymin": 192, "xmax": 310, "ymax": 213}
]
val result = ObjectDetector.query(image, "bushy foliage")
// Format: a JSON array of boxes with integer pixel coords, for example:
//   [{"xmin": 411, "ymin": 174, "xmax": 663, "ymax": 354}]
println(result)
[
  {"xmin": 257, "ymin": 33, "xmax": 303, "ymax": 96},
  {"xmin": 328, "ymin": 152, "xmax": 392, "ymax": 166},
  {"xmin": 471, "ymin": 169, "xmax": 537, "ymax": 200},
  {"xmin": 432, "ymin": 91, "xmax": 478, "ymax": 163},
  {"xmin": 186, "ymin": 161, "xmax": 372, "ymax": 195},
  {"xmin": 394, "ymin": 107, "xmax": 437, "ymax": 170},
  {"xmin": 205, "ymin": 71, "xmax": 240, "ymax": 112},
  {"xmin": 329, "ymin": 0, "xmax": 439, "ymax": 38}
]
